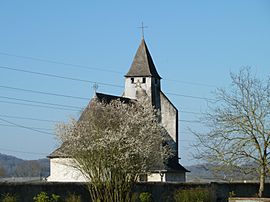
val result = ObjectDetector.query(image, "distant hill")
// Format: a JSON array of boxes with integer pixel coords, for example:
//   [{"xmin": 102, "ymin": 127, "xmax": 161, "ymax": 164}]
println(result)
[
  {"xmin": 186, "ymin": 163, "xmax": 260, "ymax": 182},
  {"xmin": 0, "ymin": 153, "xmax": 262, "ymax": 182},
  {"xmin": 0, "ymin": 153, "xmax": 49, "ymax": 178},
  {"xmin": 186, "ymin": 163, "xmax": 225, "ymax": 182}
]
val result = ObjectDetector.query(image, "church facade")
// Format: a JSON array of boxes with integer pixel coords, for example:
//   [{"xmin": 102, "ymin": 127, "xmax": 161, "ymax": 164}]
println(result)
[{"xmin": 47, "ymin": 39, "xmax": 188, "ymax": 182}]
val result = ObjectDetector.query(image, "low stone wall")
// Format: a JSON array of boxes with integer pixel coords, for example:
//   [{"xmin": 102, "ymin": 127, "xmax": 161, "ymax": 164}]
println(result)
[
  {"xmin": 135, "ymin": 182, "xmax": 212, "ymax": 202},
  {"xmin": 213, "ymin": 182, "xmax": 270, "ymax": 201},
  {"xmin": 229, "ymin": 198, "xmax": 270, "ymax": 202},
  {"xmin": 0, "ymin": 181, "xmax": 269, "ymax": 202},
  {"xmin": 0, "ymin": 182, "xmax": 90, "ymax": 202}
]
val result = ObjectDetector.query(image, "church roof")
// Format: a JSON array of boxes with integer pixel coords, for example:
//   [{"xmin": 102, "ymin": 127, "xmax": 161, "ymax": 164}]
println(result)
[
  {"xmin": 78, "ymin": 92, "xmax": 133, "ymax": 121},
  {"xmin": 94, "ymin": 92, "xmax": 132, "ymax": 104},
  {"xmin": 48, "ymin": 91, "xmax": 188, "ymax": 172},
  {"xmin": 165, "ymin": 156, "xmax": 190, "ymax": 172},
  {"xmin": 48, "ymin": 92, "xmax": 133, "ymax": 158},
  {"xmin": 125, "ymin": 39, "xmax": 161, "ymax": 79}
]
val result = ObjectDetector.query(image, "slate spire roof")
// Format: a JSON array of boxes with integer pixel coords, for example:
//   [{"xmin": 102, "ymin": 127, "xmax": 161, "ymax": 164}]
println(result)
[{"xmin": 125, "ymin": 39, "xmax": 161, "ymax": 79}]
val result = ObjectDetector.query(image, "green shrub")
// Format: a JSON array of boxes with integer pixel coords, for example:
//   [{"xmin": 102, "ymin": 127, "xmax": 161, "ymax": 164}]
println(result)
[
  {"xmin": 1, "ymin": 193, "xmax": 17, "ymax": 202},
  {"xmin": 33, "ymin": 192, "xmax": 60, "ymax": 202},
  {"xmin": 33, "ymin": 192, "xmax": 50, "ymax": 202},
  {"xmin": 139, "ymin": 192, "xmax": 152, "ymax": 202},
  {"xmin": 51, "ymin": 194, "xmax": 60, "ymax": 202},
  {"xmin": 229, "ymin": 191, "xmax": 236, "ymax": 197},
  {"xmin": 65, "ymin": 193, "xmax": 81, "ymax": 202},
  {"xmin": 131, "ymin": 193, "xmax": 139, "ymax": 202},
  {"xmin": 174, "ymin": 188, "xmax": 213, "ymax": 202}
]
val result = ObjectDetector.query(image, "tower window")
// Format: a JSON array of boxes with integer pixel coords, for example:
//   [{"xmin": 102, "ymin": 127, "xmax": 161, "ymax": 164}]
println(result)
[
  {"xmin": 155, "ymin": 78, "xmax": 158, "ymax": 85},
  {"xmin": 131, "ymin": 78, "xmax": 134, "ymax": 83},
  {"xmin": 142, "ymin": 77, "xmax": 146, "ymax": 83}
]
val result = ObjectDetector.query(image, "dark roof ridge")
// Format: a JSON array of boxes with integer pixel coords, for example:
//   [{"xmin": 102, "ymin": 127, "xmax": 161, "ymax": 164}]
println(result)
[{"xmin": 95, "ymin": 92, "xmax": 134, "ymax": 103}]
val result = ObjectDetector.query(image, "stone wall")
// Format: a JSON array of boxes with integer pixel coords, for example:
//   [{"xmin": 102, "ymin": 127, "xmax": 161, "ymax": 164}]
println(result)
[
  {"xmin": 0, "ymin": 182, "xmax": 90, "ymax": 202},
  {"xmin": 0, "ymin": 181, "xmax": 269, "ymax": 202}
]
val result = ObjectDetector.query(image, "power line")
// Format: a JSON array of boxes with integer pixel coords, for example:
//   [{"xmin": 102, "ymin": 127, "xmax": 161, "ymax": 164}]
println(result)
[
  {"xmin": 0, "ymin": 51, "xmax": 122, "ymax": 74},
  {"xmin": 0, "ymin": 89, "xmax": 211, "ymax": 116},
  {"xmin": 0, "ymin": 85, "xmax": 89, "ymax": 100},
  {"xmin": 0, "ymin": 113, "xmax": 203, "ymax": 126},
  {"xmin": 0, "ymin": 100, "xmax": 80, "ymax": 111},
  {"xmin": 0, "ymin": 123, "xmax": 53, "ymax": 131},
  {"xmin": 0, "ymin": 114, "xmax": 59, "ymax": 123},
  {"xmin": 0, "ymin": 82, "xmax": 214, "ymax": 102},
  {"xmin": 180, "ymin": 110, "xmax": 205, "ymax": 115},
  {"xmin": 0, "ymin": 65, "xmax": 123, "ymax": 88},
  {"xmin": 0, "ymin": 51, "xmax": 218, "ymax": 88},
  {"xmin": 0, "ymin": 147, "xmax": 48, "ymax": 156},
  {"xmin": 0, "ymin": 65, "xmax": 216, "ymax": 102},
  {"xmin": 179, "ymin": 119, "xmax": 202, "ymax": 123},
  {"xmin": 2, "ymin": 94, "xmax": 206, "ymax": 115},
  {"xmin": 0, "ymin": 95, "xmax": 82, "ymax": 110},
  {"xmin": 0, "ymin": 117, "xmax": 54, "ymax": 136},
  {"xmin": 167, "ymin": 92, "xmax": 216, "ymax": 102},
  {"xmin": 165, "ymin": 78, "xmax": 217, "ymax": 88},
  {"xmin": 180, "ymin": 139, "xmax": 194, "ymax": 143}
]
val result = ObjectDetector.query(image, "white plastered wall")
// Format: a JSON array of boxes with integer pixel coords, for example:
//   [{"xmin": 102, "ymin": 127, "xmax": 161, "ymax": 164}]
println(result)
[
  {"xmin": 123, "ymin": 77, "xmax": 152, "ymax": 99},
  {"xmin": 160, "ymin": 92, "xmax": 177, "ymax": 142},
  {"xmin": 147, "ymin": 172, "xmax": 185, "ymax": 182},
  {"xmin": 47, "ymin": 158, "xmax": 87, "ymax": 182},
  {"xmin": 147, "ymin": 173, "xmax": 163, "ymax": 182},
  {"xmin": 47, "ymin": 158, "xmax": 186, "ymax": 183}
]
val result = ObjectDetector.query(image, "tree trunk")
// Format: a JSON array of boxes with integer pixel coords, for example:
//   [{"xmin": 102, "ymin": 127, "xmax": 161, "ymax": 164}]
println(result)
[{"xmin": 258, "ymin": 167, "xmax": 266, "ymax": 198}]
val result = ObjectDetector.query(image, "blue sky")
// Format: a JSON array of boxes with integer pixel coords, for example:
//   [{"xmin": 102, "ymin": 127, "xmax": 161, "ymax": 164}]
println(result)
[{"xmin": 0, "ymin": 1, "xmax": 269, "ymax": 166}]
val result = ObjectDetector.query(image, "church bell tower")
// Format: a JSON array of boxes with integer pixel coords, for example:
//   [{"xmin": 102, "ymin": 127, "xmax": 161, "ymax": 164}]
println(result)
[{"xmin": 123, "ymin": 39, "xmax": 162, "ymax": 110}]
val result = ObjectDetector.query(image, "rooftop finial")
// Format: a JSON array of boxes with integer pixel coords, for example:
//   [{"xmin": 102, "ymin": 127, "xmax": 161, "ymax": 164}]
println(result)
[
  {"xmin": 92, "ymin": 82, "xmax": 99, "ymax": 94},
  {"xmin": 138, "ymin": 22, "xmax": 148, "ymax": 39}
]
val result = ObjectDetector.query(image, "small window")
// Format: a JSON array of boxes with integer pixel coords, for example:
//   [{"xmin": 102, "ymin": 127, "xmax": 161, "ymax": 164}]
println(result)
[
  {"xmin": 155, "ymin": 78, "xmax": 158, "ymax": 85},
  {"xmin": 131, "ymin": 78, "xmax": 134, "ymax": 83},
  {"xmin": 142, "ymin": 77, "xmax": 146, "ymax": 83}
]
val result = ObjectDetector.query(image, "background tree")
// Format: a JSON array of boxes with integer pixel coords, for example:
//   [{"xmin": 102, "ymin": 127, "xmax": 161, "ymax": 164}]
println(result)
[
  {"xmin": 14, "ymin": 161, "xmax": 41, "ymax": 177},
  {"xmin": 0, "ymin": 165, "xmax": 6, "ymax": 177},
  {"xmin": 57, "ymin": 97, "xmax": 170, "ymax": 202},
  {"xmin": 194, "ymin": 68, "xmax": 270, "ymax": 197}
]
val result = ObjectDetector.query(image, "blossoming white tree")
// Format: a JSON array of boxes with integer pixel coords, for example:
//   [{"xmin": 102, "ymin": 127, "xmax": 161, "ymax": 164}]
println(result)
[{"xmin": 56, "ymin": 97, "xmax": 171, "ymax": 202}]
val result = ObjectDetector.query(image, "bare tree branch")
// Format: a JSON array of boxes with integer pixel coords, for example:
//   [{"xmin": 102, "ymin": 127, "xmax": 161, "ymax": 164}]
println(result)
[{"xmin": 193, "ymin": 68, "xmax": 270, "ymax": 197}]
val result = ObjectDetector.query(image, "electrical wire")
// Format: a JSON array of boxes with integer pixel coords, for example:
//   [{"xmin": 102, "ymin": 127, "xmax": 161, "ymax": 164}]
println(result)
[
  {"xmin": 0, "ymin": 114, "xmax": 59, "ymax": 123},
  {"xmin": 0, "ymin": 123, "xmax": 53, "ymax": 131},
  {"xmin": 0, "ymin": 95, "xmax": 82, "ymax": 110},
  {"xmin": 0, "ymin": 85, "xmax": 89, "ymax": 100},
  {"xmin": 0, "ymin": 51, "xmax": 218, "ymax": 88},
  {"xmin": 0, "ymin": 65, "xmax": 123, "ymax": 88},
  {"xmin": 0, "ymin": 82, "xmax": 214, "ymax": 102},
  {"xmin": 179, "ymin": 119, "xmax": 202, "ymax": 123},
  {"xmin": 0, "ymin": 100, "xmax": 80, "ymax": 111},
  {"xmin": 0, "ymin": 51, "xmax": 122, "ymax": 74},
  {"xmin": 0, "ymin": 117, "xmax": 54, "ymax": 136},
  {"xmin": 0, "ymin": 147, "xmax": 48, "ymax": 156},
  {"xmin": 166, "ymin": 92, "xmax": 215, "ymax": 102}
]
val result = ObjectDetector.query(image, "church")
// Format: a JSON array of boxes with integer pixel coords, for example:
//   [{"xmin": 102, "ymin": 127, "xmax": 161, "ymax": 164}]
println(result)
[{"xmin": 47, "ymin": 38, "xmax": 188, "ymax": 182}]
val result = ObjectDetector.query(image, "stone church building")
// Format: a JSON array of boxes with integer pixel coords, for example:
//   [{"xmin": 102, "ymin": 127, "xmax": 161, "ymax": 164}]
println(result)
[{"xmin": 47, "ymin": 39, "xmax": 188, "ymax": 182}]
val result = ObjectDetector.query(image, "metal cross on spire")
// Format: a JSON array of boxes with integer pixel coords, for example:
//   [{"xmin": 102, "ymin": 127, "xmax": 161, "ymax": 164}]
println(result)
[
  {"xmin": 92, "ymin": 82, "xmax": 99, "ymax": 93},
  {"xmin": 138, "ymin": 22, "xmax": 148, "ymax": 39}
]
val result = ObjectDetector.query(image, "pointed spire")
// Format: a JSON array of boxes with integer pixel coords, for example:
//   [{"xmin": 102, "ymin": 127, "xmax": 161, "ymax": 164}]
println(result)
[{"xmin": 125, "ymin": 39, "xmax": 161, "ymax": 79}]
